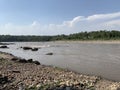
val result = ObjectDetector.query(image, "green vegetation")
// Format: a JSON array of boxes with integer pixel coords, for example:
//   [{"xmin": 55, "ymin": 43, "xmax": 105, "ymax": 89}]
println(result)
[{"xmin": 0, "ymin": 30, "xmax": 120, "ymax": 42}]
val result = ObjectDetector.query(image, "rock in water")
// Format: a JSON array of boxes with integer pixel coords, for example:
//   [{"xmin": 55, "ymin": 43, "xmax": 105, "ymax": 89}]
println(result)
[
  {"xmin": 0, "ymin": 46, "xmax": 8, "ymax": 48},
  {"xmin": 31, "ymin": 48, "xmax": 38, "ymax": 51},
  {"xmin": 22, "ymin": 47, "xmax": 32, "ymax": 50},
  {"xmin": 46, "ymin": 52, "xmax": 53, "ymax": 55}
]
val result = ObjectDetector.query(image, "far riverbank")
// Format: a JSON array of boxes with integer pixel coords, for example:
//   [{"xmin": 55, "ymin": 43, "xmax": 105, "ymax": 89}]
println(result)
[{"xmin": 53, "ymin": 40, "xmax": 120, "ymax": 44}]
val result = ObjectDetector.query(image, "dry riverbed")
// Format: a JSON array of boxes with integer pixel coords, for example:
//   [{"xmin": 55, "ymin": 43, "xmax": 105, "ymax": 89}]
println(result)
[{"xmin": 0, "ymin": 52, "xmax": 120, "ymax": 90}]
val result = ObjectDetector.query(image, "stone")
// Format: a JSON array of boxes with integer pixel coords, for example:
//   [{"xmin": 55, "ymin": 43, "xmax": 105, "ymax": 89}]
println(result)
[
  {"xmin": 12, "ymin": 70, "xmax": 20, "ymax": 73},
  {"xmin": 36, "ymin": 84, "xmax": 41, "ymax": 88},
  {"xmin": 31, "ymin": 48, "xmax": 38, "ymax": 51},
  {"xmin": 18, "ymin": 59, "xmax": 28, "ymax": 63},
  {"xmin": 27, "ymin": 59, "xmax": 33, "ymax": 63},
  {"xmin": 11, "ymin": 57, "xmax": 18, "ymax": 61},
  {"xmin": 18, "ymin": 83, "xmax": 25, "ymax": 90},
  {"xmin": 0, "ymin": 45, "xmax": 8, "ymax": 48},
  {"xmin": 22, "ymin": 47, "xmax": 32, "ymax": 50},
  {"xmin": 0, "ymin": 75, "xmax": 8, "ymax": 84},
  {"xmin": 33, "ymin": 61, "xmax": 40, "ymax": 65},
  {"xmin": 46, "ymin": 53, "xmax": 53, "ymax": 55},
  {"xmin": 109, "ymin": 84, "xmax": 120, "ymax": 90}
]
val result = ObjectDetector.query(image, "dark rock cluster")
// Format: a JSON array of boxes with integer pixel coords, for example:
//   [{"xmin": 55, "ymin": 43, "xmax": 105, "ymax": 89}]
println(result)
[
  {"xmin": 0, "ymin": 46, "xmax": 9, "ymax": 48},
  {"xmin": 21, "ymin": 46, "xmax": 39, "ymax": 51},
  {"xmin": 11, "ymin": 57, "xmax": 40, "ymax": 65}
]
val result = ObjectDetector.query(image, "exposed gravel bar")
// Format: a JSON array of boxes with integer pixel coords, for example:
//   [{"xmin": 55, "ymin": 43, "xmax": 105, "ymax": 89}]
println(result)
[{"xmin": 0, "ymin": 52, "xmax": 120, "ymax": 90}]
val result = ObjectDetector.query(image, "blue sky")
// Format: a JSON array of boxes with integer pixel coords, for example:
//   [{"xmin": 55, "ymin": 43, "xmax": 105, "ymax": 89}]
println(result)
[{"xmin": 0, "ymin": 0, "xmax": 120, "ymax": 35}]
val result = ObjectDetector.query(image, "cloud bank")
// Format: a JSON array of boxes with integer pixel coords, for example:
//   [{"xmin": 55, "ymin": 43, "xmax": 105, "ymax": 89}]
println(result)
[{"xmin": 1, "ymin": 12, "xmax": 120, "ymax": 35}]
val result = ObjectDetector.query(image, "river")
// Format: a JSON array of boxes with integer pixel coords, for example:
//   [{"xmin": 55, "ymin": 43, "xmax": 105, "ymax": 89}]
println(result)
[{"xmin": 0, "ymin": 41, "xmax": 120, "ymax": 81}]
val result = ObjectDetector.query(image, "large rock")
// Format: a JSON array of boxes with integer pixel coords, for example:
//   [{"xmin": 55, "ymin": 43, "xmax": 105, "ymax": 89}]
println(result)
[
  {"xmin": 31, "ymin": 48, "xmax": 38, "ymax": 51},
  {"xmin": 0, "ymin": 46, "xmax": 8, "ymax": 48},
  {"xmin": 22, "ymin": 47, "xmax": 39, "ymax": 51},
  {"xmin": 18, "ymin": 59, "xmax": 28, "ymax": 63},
  {"xmin": 22, "ymin": 47, "xmax": 32, "ymax": 50},
  {"xmin": 33, "ymin": 61, "xmax": 40, "ymax": 65},
  {"xmin": 27, "ymin": 59, "xmax": 33, "ymax": 63}
]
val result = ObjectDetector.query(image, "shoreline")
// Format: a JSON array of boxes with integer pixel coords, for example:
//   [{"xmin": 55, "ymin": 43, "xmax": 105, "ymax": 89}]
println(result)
[
  {"xmin": 0, "ymin": 51, "xmax": 120, "ymax": 90},
  {"xmin": 1, "ymin": 40, "xmax": 120, "ymax": 43},
  {"xmin": 53, "ymin": 40, "xmax": 120, "ymax": 44}
]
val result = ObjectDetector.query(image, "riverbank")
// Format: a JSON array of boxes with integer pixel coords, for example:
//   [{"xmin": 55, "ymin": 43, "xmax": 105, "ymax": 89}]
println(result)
[
  {"xmin": 54, "ymin": 40, "xmax": 120, "ymax": 44},
  {"xmin": 0, "ymin": 52, "xmax": 120, "ymax": 90},
  {"xmin": 1, "ymin": 40, "xmax": 120, "ymax": 44}
]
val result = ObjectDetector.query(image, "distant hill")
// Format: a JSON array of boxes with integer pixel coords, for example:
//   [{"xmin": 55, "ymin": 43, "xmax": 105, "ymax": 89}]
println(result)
[{"xmin": 0, "ymin": 30, "xmax": 120, "ymax": 42}]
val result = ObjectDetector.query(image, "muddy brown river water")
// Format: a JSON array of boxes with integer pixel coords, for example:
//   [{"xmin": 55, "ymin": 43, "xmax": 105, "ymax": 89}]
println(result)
[{"xmin": 0, "ymin": 41, "xmax": 120, "ymax": 81}]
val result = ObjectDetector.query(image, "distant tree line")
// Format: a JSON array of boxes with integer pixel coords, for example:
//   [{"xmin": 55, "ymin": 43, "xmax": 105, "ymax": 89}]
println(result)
[{"xmin": 0, "ymin": 30, "xmax": 120, "ymax": 42}]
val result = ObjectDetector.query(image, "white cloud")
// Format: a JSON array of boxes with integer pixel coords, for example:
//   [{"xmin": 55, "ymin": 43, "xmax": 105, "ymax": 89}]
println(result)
[
  {"xmin": 62, "ymin": 16, "xmax": 85, "ymax": 27},
  {"xmin": 87, "ymin": 12, "xmax": 120, "ymax": 21},
  {"xmin": 0, "ymin": 12, "xmax": 120, "ymax": 35},
  {"xmin": 104, "ymin": 19, "xmax": 120, "ymax": 26}
]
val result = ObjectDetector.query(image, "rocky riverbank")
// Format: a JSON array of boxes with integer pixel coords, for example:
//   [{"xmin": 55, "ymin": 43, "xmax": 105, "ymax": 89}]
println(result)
[{"xmin": 0, "ymin": 52, "xmax": 120, "ymax": 90}]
